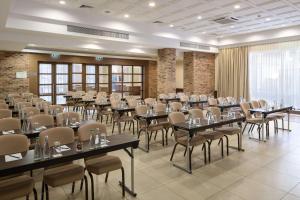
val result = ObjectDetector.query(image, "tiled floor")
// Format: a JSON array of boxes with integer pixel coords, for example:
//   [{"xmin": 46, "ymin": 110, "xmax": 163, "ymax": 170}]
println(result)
[{"xmin": 22, "ymin": 115, "xmax": 300, "ymax": 200}]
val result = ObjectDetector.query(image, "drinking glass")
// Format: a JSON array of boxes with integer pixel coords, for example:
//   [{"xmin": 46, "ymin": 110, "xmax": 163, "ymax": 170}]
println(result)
[{"xmin": 54, "ymin": 141, "xmax": 62, "ymax": 156}]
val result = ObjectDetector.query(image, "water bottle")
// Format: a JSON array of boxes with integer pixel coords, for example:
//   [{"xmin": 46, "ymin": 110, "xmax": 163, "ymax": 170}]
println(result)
[
  {"xmin": 89, "ymin": 129, "xmax": 96, "ymax": 149},
  {"xmin": 34, "ymin": 138, "xmax": 42, "ymax": 161},
  {"xmin": 43, "ymin": 135, "xmax": 50, "ymax": 159},
  {"xmin": 26, "ymin": 120, "xmax": 32, "ymax": 133},
  {"xmin": 96, "ymin": 128, "xmax": 101, "ymax": 148}
]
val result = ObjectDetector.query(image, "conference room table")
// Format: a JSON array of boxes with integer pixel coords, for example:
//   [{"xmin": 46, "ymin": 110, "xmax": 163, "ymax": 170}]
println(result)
[
  {"xmin": 0, "ymin": 134, "xmax": 139, "ymax": 197},
  {"xmin": 135, "ymin": 109, "xmax": 189, "ymax": 152},
  {"xmin": 172, "ymin": 114, "xmax": 245, "ymax": 173},
  {"xmin": 187, "ymin": 100, "xmax": 208, "ymax": 109},
  {"xmin": 159, "ymin": 97, "xmax": 180, "ymax": 104},
  {"xmin": 249, "ymin": 106, "xmax": 293, "ymax": 142},
  {"xmin": 111, "ymin": 107, "xmax": 136, "ymax": 134},
  {"xmin": 217, "ymin": 103, "xmax": 241, "ymax": 112}
]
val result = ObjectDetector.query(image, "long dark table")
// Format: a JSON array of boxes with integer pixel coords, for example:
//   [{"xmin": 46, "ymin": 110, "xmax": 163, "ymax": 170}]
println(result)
[
  {"xmin": 249, "ymin": 106, "xmax": 293, "ymax": 141},
  {"xmin": 159, "ymin": 97, "xmax": 180, "ymax": 103},
  {"xmin": 217, "ymin": 103, "xmax": 240, "ymax": 112},
  {"xmin": 187, "ymin": 100, "xmax": 208, "ymax": 109},
  {"xmin": 111, "ymin": 107, "xmax": 136, "ymax": 134},
  {"xmin": 0, "ymin": 134, "xmax": 139, "ymax": 197},
  {"xmin": 136, "ymin": 110, "xmax": 189, "ymax": 152},
  {"xmin": 172, "ymin": 115, "xmax": 245, "ymax": 173}
]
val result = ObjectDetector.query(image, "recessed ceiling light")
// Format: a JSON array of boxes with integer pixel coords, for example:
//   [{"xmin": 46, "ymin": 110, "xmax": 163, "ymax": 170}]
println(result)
[
  {"xmin": 266, "ymin": 18, "xmax": 271, "ymax": 21},
  {"xmin": 230, "ymin": 25, "xmax": 235, "ymax": 28},
  {"xmin": 281, "ymin": 24, "xmax": 286, "ymax": 27},
  {"xmin": 169, "ymin": 24, "xmax": 174, "ymax": 27},
  {"xmin": 197, "ymin": 16, "xmax": 202, "ymax": 20},
  {"xmin": 234, "ymin": 4, "xmax": 240, "ymax": 9},
  {"xmin": 149, "ymin": 1, "xmax": 156, "ymax": 7},
  {"xmin": 202, "ymin": 31, "xmax": 206, "ymax": 34},
  {"xmin": 59, "ymin": 0, "xmax": 66, "ymax": 5},
  {"xmin": 124, "ymin": 14, "xmax": 130, "ymax": 18}
]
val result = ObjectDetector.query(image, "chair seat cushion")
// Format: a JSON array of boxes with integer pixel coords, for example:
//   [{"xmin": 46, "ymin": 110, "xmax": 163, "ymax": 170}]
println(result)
[
  {"xmin": 177, "ymin": 134, "xmax": 206, "ymax": 146},
  {"xmin": 199, "ymin": 131, "xmax": 224, "ymax": 140},
  {"xmin": 86, "ymin": 155, "xmax": 122, "ymax": 175},
  {"xmin": 44, "ymin": 164, "xmax": 84, "ymax": 187},
  {"xmin": 247, "ymin": 118, "xmax": 264, "ymax": 123},
  {"xmin": 215, "ymin": 127, "xmax": 241, "ymax": 135},
  {"xmin": 0, "ymin": 175, "xmax": 34, "ymax": 200}
]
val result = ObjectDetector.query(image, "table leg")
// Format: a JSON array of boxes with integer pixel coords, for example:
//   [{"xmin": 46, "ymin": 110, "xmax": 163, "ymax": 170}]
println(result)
[
  {"xmin": 138, "ymin": 121, "xmax": 150, "ymax": 152},
  {"xmin": 288, "ymin": 111, "xmax": 291, "ymax": 132},
  {"xmin": 120, "ymin": 147, "xmax": 137, "ymax": 197},
  {"xmin": 262, "ymin": 117, "xmax": 266, "ymax": 142}
]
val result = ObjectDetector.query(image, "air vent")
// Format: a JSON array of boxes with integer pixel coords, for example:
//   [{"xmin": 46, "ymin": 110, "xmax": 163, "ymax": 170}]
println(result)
[
  {"xmin": 153, "ymin": 21, "xmax": 163, "ymax": 24},
  {"xmin": 213, "ymin": 17, "xmax": 238, "ymax": 24},
  {"xmin": 79, "ymin": 4, "xmax": 94, "ymax": 8},
  {"xmin": 67, "ymin": 25, "xmax": 129, "ymax": 39},
  {"xmin": 180, "ymin": 42, "xmax": 210, "ymax": 50}
]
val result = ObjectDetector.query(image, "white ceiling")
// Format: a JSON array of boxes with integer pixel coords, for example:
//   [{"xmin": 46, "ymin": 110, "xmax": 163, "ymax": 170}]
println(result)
[
  {"xmin": 1, "ymin": 0, "xmax": 300, "ymax": 57},
  {"xmin": 32, "ymin": 0, "xmax": 300, "ymax": 37}
]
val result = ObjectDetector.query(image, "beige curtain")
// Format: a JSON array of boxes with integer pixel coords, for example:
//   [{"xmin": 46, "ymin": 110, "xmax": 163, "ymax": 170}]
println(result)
[{"xmin": 216, "ymin": 46, "xmax": 249, "ymax": 100}]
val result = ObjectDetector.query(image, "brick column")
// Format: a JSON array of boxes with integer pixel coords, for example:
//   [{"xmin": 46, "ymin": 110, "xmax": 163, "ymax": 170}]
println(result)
[
  {"xmin": 183, "ymin": 51, "xmax": 215, "ymax": 94},
  {"xmin": 157, "ymin": 48, "xmax": 176, "ymax": 95}
]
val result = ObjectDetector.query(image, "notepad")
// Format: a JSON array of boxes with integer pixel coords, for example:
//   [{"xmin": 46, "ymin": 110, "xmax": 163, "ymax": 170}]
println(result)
[
  {"xmin": 5, "ymin": 153, "xmax": 22, "ymax": 162},
  {"xmin": 2, "ymin": 130, "xmax": 15, "ymax": 135},
  {"xmin": 56, "ymin": 145, "xmax": 71, "ymax": 152}
]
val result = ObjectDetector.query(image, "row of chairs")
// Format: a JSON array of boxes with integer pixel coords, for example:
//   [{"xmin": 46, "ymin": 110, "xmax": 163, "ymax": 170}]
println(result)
[{"xmin": 0, "ymin": 119, "xmax": 125, "ymax": 200}]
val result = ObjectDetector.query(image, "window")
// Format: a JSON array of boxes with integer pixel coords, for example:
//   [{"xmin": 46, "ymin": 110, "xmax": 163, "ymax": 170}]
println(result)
[
  {"xmin": 55, "ymin": 64, "xmax": 69, "ymax": 104},
  {"xmin": 86, "ymin": 65, "xmax": 96, "ymax": 91},
  {"xmin": 99, "ymin": 66, "xmax": 109, "ymax": 93},
  {"xmin": 249, "ymin": 41, "xmax": 300, "ymax": 109},
  {"xmin": 111, "ymin": 65, "xmax": 143, "ymax": 97},
  {"xmin": 39, "ymin": 63, "xmax": 52, "ymax": 103},
  {"xmin": 72, "ymin": 64, "xmax": 82, "ymax": 91}
]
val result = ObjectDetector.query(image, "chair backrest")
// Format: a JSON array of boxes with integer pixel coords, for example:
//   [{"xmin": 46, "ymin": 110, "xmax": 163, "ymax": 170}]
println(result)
[
  {"xmin": 189, "ymin": 109, "xmax": 204, "ymax": 119},
  {"xmin": 226, "ymin": 96, "xmax": 236, "ymax": 104},
  {"xmin": 168, "ymin": 112, "xmax": 185, "ymax": 125},
  {"xmin": 144, "ymin": 98, "xmax": 156, "ymax": 106},
  {"xmin": 251, "ymin": 100, "xmax": 260, "ymax": 109},
  {"xmin": 36, "ymin": 101, "xmax": 51, "ymax": 110},
  {"xmin": 190, "ymin": 95, "xmax": 199, "ymax": 101},
  {"xmin": 180, "ymin": 95, "xmax": 189, "ymax": 102},
  {"xmin": 258, "ymin": 99, "xmax": 268, "ymax": 107},
  {"xmin": 170, "ymin": 102, "xmax": 182, "ymax": 112},
  {"xmin": 207, "ymin": 107, "xmax": 222, "ymax": 118},
  {"xmin": 217, "ymin": 97, "xmax": 227, "ymax": 104},
  {"xmin": 31, "ymin": 98, "xmax": 44, "ymax": 106},
  {"xmin": 56, "ymin": 112, "xmax": 80, "ymax": 126},
  {"xmin": 0, "ymin": 134, "xmax": 28, "ymax": 156},
  {"xmin": 135, "ymin": 105, "xmax": 147, "ymax": 115},
  {"xmin": 158, "ymin": 94, "xmax": 168, "ymax": 99},
  {"xmin": 0, "ymin": 109, "xmax": 12, "ymax": 119},
  {"xmin": 154, "ymin": 103, "xmax": 166, "ymax": 113},
  {"xmin": 78, "ymin": 122, "xmax": 107, "ymax": 142},
  {"xmin": 0, "ymin": 103, "xmax": 8, "ymax": 109},
  {"xmin": 110, "ymin": 93, "xmax": 122, "ymax": 101},
  {"xmin": 97, "ymin": 92, "xmax": 107, "ymax": 98},
  {"xmin": 29, "ymin": 114, "xmax": 54, "ymax": 128},
  {"xmin": 40, "ymin": 127, "xmax": 74, "ymax": 147},
  {"xmin": 208, "ymin": 98, "xmax": 218, "ymax": 106},
  {"xmin": 0, "ymin": 100, "xmax": 6, "ymax": 104},
  {"xmin": 240, "ymin": 102, "xmax": 252, "ymax": 119},
  {"xmin": 48, "ymin": 105, "xmax": 64, "ymax": 115},
  {"xmin": 168, "ymin": 93, "xmax": 176, "ymax": 98},
  {"xmin": 22, "ymin": 107, "xmax": 40, "ymax": 118},
  {"xmin": 0, "ymin": 118, "xmax": 21, "ymax": 132},
  {"xmin": 110, "ymin": 99, "xmax": 120, "ymax": 109},
  {"xmin": 127, "ymin": 99, "xmax": 138, "ymax": 107},
  {"xmin": 199, "ymin": 94, "xmax": 207, "ymax": 101},
  {"xmin": 17, "ymin": 102, "xmax": 32, "ymax": 111}
]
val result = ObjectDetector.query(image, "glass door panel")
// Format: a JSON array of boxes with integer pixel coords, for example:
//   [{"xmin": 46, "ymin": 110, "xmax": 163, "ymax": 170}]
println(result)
[
  {"xmin": 55, "ymin": 64, "xmax": 68, "ymax": 104},
  {"xmin": 39, "ymin": 63, "xmax": 53, "ymax": 103}
]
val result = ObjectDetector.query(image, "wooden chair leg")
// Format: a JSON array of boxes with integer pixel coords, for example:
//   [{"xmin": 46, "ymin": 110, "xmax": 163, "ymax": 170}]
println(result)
[
  {"xmin": 33, "ymin": 188, "xmax": 38, "ymax": 200},
  {"xmin": 105, "ymin": 172, "xmax": 109, "ymax": 183},
  {"xmin": 71, "ymin": 182, "xmax": 75, "ymax": 194},
  {"xmin": 121, "ymin": 167, "xmax": 125, "ymax": 197},
  {"xmin": 45, "ymin": 184, "xmax": 49, "ymax": 200},
  {"xmin": 84, "ymin": 175, "xmax": 89, "ymax": 200},
  {"xmin": 41, "ymin": 181, "xmax": 45, "ymax": 200}
]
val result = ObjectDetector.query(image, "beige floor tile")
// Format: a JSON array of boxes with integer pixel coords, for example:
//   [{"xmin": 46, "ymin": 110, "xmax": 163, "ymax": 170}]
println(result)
[{"xmin": 282, "ymin": 194, "xmax": 300, "ymax": 200}]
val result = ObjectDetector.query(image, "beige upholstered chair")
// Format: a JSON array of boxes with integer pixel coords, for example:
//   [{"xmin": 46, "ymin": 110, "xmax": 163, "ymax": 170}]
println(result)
[
  {"xmin": 168, "ymin": 93, "xmax": 176, "ymax": 98},
  {"xmin": 180, "ymin": 95, "xmax": 189, "ymax": 103},
  {"xmin": 36, "ymin": 101, "xmax": 51, "ymax": 113},
  {"xmin": 127, "ymin": 98, "xmax": 138, "ymax": 107},
  {"xmin": 78, "ymin": 122, "xmax": 125, "ymax": 199},
  {"xmin": 199, "ymin": 94, "xmax": 208, "ymax": 101},
  {"xmin": 56, "ymin": 112, "xmax": 80, "ymax": 126},
  {"xmin": 39, "ymin": 127, "xmax": 88, "ymax": 200},
  {"xmin": 0, "ymin": 118, "xmax": 21, "ymax": 132},
  {"xmin": 208, "ymin": 98, "xmax": 218, "ymax": 106},
  {"xmin": 28, "ymin": 114, "xmax": 54, "ymax": 129},
  {"xmin": 0, "ymin": 103, "xmax": 8, "ymax": 109},
  {"xmin": 208, "ymin": 107, "xmax": 242, "ymax": 154},
  {"xmin": 0, "ymin": 100, "xmax": 6, "ymax": 104},
  {"xmin": 144, "ymin": 98, "xmax": 156, "ymax": 106},
  {"xmin": 0, "ymin": 109, "xmax": 12, "ymax": 119},
  {"xmin": 0, "ymin": 134, "xmax": 37, "ymax": 200},
  {"xmin": 189, "ymin": 109, "xmax": 205, "ymax": 119},
  {"xmin": 240, "ymin": 102, "xmax": 267, "ymax": 138},
  {"xmin": 217, "ymin": 97, "xmax": 227, "ymax": 105},
  {"xmin": 136, "ymin": 105, "xmax": 166, "ymax": 147},
  {"xmin": 168, "ymin": 112, "xmax": 207, "ymax": 163},
  {"xmin": 170, "ymin": 102, "xmax": 182, "ymax": 112},
  {"xmin": 48, "ymin": 105, "xmax": 64, "ymax": 115},
  {"xmin": 190, "ymin": 95, "xmax": 200, "ymax": 101},
  {"xmin": 21, "ymin": 107, "xmax": 40, "ymax": 118}
]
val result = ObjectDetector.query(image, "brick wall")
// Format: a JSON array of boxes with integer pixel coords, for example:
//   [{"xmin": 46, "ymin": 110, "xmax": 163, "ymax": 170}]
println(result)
[
  {"xmin": 183, "ymin": 51, "xmax": 215, "ymax": 95},
  {"xmin": 157, "ymin": 48, "xmax": 176, "ymax": 95},
  {"xmin": 0, "ymin": 52, "xmax": 30, "ymax": 97},
  {"xmin": 147, "ymin": 60, "xmax": 157, "ymax": 98}
]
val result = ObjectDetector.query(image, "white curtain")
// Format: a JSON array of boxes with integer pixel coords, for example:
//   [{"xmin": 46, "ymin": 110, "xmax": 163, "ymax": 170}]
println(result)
[{"xmin": 249, "ymin": 41, "xmax": 300, "ymax": 109}]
